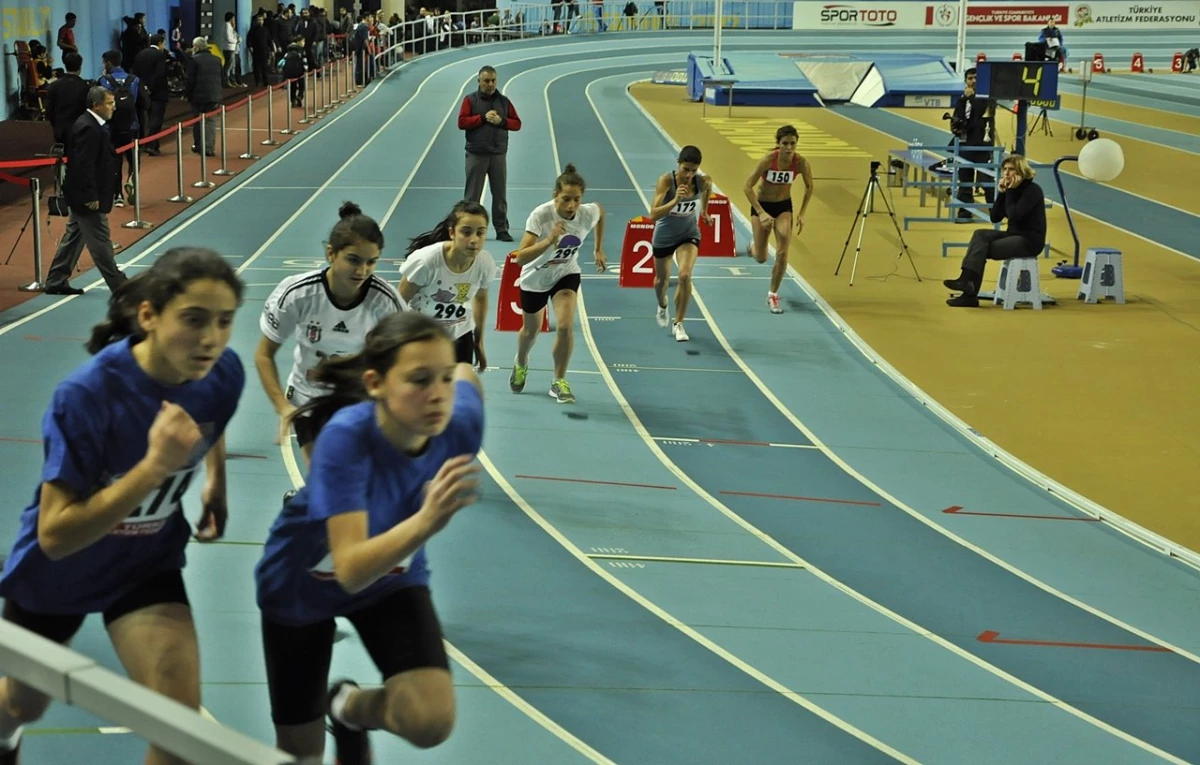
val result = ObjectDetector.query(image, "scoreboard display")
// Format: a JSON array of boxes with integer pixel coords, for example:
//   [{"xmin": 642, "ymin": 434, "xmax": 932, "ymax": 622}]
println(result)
[{"xmin": 976, "ymin": 61, "xmax": 1060, "ymax": 103}]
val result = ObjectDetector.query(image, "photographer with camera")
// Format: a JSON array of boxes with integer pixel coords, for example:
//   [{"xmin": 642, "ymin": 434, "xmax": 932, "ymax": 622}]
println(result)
[
  {"xmin": 943, "ymin": 154, "xmax": 1045, "ymax": 308},
  {"xmin": 947, "ymin": 68, "xmax": 996, "ymax": 221}
]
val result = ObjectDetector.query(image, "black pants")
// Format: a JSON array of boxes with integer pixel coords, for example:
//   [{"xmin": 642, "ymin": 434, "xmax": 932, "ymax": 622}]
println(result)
[
  {"xmin": 957, "ymin": 149, "xmax": 996, "ymax": 211},
  {"xmin": 145, "ymin": 100, "xmax": 167, "ymax": 151},
  {"xmin": 262, "ymin": 586, "xmax": 448, "ymax": 725},
  {"xmin": 253, "ymin": 55, "xmax": 271, "ymax": 86},
  {"xmin": 191, "ymin": 103, "xmax": 217, "ymax": 155},
  {"xmin": 111, "ymin": 131, "xmax": 136, "ymax": 183},
  {"xmin": 962, "ymin": 229, "xmax": 1033, "ymax": 279}
]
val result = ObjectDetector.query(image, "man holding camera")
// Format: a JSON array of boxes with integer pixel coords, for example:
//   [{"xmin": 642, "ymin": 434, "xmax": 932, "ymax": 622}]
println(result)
[{"xmin": 949, "ymin": 68, "xmax": 996, "ymax": 221}]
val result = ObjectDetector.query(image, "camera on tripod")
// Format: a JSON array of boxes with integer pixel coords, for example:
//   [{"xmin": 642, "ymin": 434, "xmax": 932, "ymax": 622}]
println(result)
[{"xmin": 870, "ymin": 160, "xmax": 881, "ymax": 174}]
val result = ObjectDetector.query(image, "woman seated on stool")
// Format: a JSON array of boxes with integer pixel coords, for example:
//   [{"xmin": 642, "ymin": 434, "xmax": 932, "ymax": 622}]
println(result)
[{"xmin": 945, "ymin": 154, "xmax": 1045, "ymax": 307}]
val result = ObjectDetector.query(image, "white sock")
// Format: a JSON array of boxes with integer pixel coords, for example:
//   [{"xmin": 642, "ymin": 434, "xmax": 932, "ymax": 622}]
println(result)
[
  {"xmin": 0, "ymin": 725, "xmax": 22, "ymax": 752},
  {"xmin": 768, "ymin": 291, "xmax": 777, "ymax": 298},
  {"xmin": 329, "ymin": 684, "xmax": 361, "ymax": 731}
]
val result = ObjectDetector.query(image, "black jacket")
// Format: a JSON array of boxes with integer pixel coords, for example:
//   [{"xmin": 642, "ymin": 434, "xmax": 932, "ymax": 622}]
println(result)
[
  {"xmin": 64, "ymin": 112, "xmax": 119, "ymax": 215},
  {"xmin": 131, "ymin": 46, "xmax": 170, "ymax": 103},
  {"xmin": 248, "ymin": 23, "xmax": 273, "ymax": 61},
  {"xmin": 992, "ymin": 180, "xmax": 1046, "ymax": 255},
  {"xmin": 45, "ymin": 73, "xmax": 90, "ymax": 146},
  {"xmin": 186, "ymin": 50, "xmax": 223, "ymax": 106},
  {"xmin": 952, "ymin": 94, "xmax": 993, "ymax": 146}
]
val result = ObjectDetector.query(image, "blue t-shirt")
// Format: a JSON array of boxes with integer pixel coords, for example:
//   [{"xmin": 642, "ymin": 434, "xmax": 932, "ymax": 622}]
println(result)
[
  {"xmin": 0, "ymin": 338, "xmax": 244, "ymax": 614},
  {"xmin": 255, "ymin": 380, "xmax": 484, "ymax": 627}
]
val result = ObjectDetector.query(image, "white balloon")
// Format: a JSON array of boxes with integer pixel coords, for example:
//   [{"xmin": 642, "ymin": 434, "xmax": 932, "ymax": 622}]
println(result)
[{"xmin": 1078, "ymin": 138, "xmax": 1125, "ymax": 182}]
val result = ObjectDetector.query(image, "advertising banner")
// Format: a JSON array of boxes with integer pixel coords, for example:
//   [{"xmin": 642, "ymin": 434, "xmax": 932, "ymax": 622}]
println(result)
[
  {"xmin": 925, "ymin": 4, "xmax": 1069, "ymax": 27},
  {"xmin": 923, "ymin": 0, "xmax": 1198, "ymax": 28},
  {"xmin": 792, "ymin": 2, "xmax": 929, "ymax": 30},
  {"xmin": 1066, "ymin": 1, "xmax": 1199, "ymax": 29}
]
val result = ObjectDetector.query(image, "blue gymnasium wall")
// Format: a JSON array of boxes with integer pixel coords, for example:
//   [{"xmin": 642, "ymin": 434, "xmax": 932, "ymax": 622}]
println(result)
[{"xmin": 1, "ymin": 0, "xmax": 256, "ymax": 120}]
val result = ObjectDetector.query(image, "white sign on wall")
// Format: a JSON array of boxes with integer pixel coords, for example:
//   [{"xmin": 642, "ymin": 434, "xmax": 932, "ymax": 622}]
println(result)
[
  {"xmin": 1067, "ymin": 1, "xmax": 1199, "ymax": 29},
  {"xmin": 792, "ymin": 2, "xmax": 930, "ymax": 30}
]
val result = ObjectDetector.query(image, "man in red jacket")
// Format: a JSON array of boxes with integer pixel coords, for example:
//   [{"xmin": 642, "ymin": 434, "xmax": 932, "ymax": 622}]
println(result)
[{"xmin": 458, "ymin": 65, "xmax": 522, "ymax": 242}]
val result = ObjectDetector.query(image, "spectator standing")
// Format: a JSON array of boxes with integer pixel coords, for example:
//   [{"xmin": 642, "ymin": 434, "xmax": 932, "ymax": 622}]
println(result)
[
  {"xmin": 458, "ymin": 66, "xmax": 521, "ymax": 241},
  {"xmin": 42, "ymin": 87, "xmax": 129, "ymax": 295},
  {"xmin": 185, "ymin": 37, "xmax": 222, "ymax": 156}
]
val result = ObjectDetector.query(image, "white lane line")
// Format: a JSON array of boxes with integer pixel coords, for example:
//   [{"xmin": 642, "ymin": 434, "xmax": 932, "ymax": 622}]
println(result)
[
  {"xmin": 590, "ymin": 73, "xmax": 1194, "ymax": 761},
  {"xmin": 534, "ymin": 61, "xmax": 919, "ymax": 763}
]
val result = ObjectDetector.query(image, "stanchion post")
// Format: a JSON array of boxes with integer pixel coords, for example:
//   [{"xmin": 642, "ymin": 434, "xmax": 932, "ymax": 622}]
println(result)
[
  {"xmin": 317, "ymin": 65, "xmax": 328, "ymax": 114},
  {"xmin": 329, "ymin": 58, "xmax": 341, "ymax": 106},
  {"xmin": 261, "ymin": 85, "xmax": 279, "ymax": 146},
  {"xmin": 17, "ymin": 178, "xmax": 45, "ymax": 292},
  {"xmin": 169, "ymin": 123, "xmax": 195, "ymax": 203},
  {"xmin": 192, "ymin": 114, "xmax": 216, "ymax": 189},
  {"xmin": 298, "ymin": 74, "xmax": 313, "ymax": 125},
  {"xmin": 342, "ymin": 52, "xmax": 351, "ymax": 99},
  {"xmin": 213, "ymin": 105, "xmax": 238, "ymax": 176},
  {"xmin": 122, "ymin": 139, "xmax": 153, "ymax": 229},
  {"xmin": 240, "ymin": 93, "xmax": 261, "ymax": 160},
  {"xmin": 280, "ymin": 78, "xmax": 296, "ymax": 135},
  {"xmin": 305, "ymin": 71, "xmax": 317, "ymax": 123}
]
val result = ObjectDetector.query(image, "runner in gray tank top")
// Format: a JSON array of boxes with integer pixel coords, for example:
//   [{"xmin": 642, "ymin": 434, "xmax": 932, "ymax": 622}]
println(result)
[{"xmin": 648, "ymin": 145, "xmax": 711, "ymax": 343}]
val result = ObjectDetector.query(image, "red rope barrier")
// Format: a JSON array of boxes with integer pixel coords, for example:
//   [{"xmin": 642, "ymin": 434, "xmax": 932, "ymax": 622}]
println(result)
[
  {"xmin": 0, "ymin": 158, "xmax": 56, "ymax": 170},
  {"xmin": 143, "ymin": 123, "xmax": 180, "ymax": 145},
  {"xmin": 0, "ymin": 171, "xmax": 33, "ymax": 186}
]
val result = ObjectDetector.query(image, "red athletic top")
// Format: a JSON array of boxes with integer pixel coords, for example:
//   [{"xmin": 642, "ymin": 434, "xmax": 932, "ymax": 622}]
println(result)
[{"xmin": 761, "ymin": 150, "xmax": 801, "ymax": 186}]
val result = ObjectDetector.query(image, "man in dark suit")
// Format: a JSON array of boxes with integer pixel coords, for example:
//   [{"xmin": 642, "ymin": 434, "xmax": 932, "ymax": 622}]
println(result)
[
  {"xmin": 185, "ymin": 36, "xmax": 223, "ymax": 156},
  {"xmin": 131, "ymin": 33, "xmax": 171, "ymax": 155},
  {"xmin": 43, "ymin": 86, "xmax": 128, "ymax": 296},
  {"xmin": 45, "ymin": 51, "xmax": 89, "ymax": 147},
  {"xmin": 950, "ymin": 68, "xmax": 996, "ymax": 220}
]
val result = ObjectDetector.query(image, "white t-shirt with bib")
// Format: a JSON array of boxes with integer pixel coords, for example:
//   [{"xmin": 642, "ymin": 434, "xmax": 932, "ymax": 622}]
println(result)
[
  {"xmin": 400, "ymin": 242, "xmax": 497, "ymax": 340},
  {"xmin": 260, "ymin": 269, "xmax": 405, "ymax": 406},
  {"xmin": 519, "ymin": 201, "xmax": 601, "ymax": 293}
]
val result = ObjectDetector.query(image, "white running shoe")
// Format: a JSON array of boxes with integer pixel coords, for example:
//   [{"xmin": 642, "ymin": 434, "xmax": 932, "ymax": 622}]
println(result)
[
  {"xmin": 656, "ymin": 304, "xmax": 668, "ymax": 328},
  {"xmin": 767, "ymin": 293, "xmax": 782, "ymax": 314},
  {"xmin": 673, "ymin": 321, "xmax": 689, "ymax": 342}
]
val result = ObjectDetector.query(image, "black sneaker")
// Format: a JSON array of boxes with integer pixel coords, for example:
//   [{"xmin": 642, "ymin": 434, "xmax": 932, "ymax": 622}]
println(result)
[
  {"xmin": 0, "ymin": 739, "xmax": 21, "ymax": 765},
  {"xmin": 327, "ymin": 679, "xmax": 371, "ymax": 765}
]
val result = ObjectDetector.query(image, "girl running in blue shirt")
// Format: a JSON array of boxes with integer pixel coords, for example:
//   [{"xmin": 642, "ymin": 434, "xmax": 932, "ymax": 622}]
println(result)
[
  {"xmin": 255, "ymin": 311, "xmax": 484, "ymax": 765},
  {"xmin": 0, "ymin": 247, "xmax": 246, "ymax": 765}
]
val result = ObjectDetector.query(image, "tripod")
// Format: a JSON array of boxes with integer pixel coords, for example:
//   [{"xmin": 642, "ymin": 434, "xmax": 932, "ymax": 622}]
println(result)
[
  {"xmin": 835, "ymin": 163, "xmax": 921, "ymax": 286},
  {"xmin": 1030, "ymin": 107, "xmax": 1053, "ymax": 136}
]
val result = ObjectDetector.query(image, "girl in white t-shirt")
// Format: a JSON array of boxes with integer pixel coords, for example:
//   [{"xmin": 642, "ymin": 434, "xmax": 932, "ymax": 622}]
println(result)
[
  {"xmin": 256, "ymin": 201, "xmax": 405, "ymax": 462},
  {"xmin": 399, "ymin": 201, "xmax": 496, "ymax": 372},
  {"xmin": 510, "ymin": 164, "xmax": 606, "ymax": 404}
]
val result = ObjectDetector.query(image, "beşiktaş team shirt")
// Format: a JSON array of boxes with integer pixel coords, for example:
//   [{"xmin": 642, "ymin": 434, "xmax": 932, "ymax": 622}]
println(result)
[
  {"xmin": 518, "ymin": 200, "xmax": 601, "ymax": 293},
  {"xmin": 260, "ymin": 269, "xmax": 405, "ymax": 406},
  {"xmin": 400, "ymin": 242, "xmax": 497, "ymax": 340},
  {"xmin": 255, "ymin": 380, "xmax": 484, "ymax": 626},
  {"xmin": 0, "ymin": 339, "xmax": 244, "ymax": 614}
]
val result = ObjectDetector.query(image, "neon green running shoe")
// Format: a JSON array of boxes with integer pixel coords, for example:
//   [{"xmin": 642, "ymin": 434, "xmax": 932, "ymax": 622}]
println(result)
[
  {"xmin": 549, "ymin": 378, "xmax": 575, "ymax": 404},
  {"xmin": 509, "ymin": 362, "xmax": 528, "ymax": 393}
]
